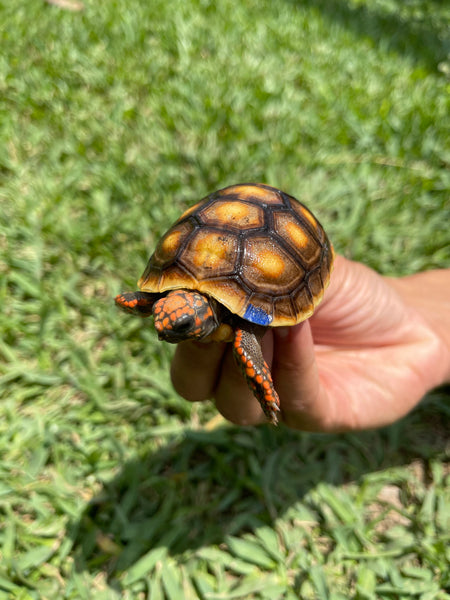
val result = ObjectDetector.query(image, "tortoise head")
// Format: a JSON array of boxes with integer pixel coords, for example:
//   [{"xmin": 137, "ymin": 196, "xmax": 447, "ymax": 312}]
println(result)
[{"xmin": 152, "ymin": 290, "xmax": 218, "ymax": 343}]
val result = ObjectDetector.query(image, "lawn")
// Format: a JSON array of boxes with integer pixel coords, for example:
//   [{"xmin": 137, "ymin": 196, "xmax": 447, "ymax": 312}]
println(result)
[{"xmin": 0, "ymin": 0, "xmax": 449, "ymax": 598}]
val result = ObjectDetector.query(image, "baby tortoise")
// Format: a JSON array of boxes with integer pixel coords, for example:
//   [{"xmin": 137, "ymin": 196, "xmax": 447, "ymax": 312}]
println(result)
[{"xmin": 115, "ymin": 183, "xmax": 334, "ymax": 424}]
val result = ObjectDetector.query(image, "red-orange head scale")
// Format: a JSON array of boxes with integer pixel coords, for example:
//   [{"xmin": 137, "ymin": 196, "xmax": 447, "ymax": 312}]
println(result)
[{"xmin": 152, "ymin": 290, "xmax": 218, "ymax": 343}]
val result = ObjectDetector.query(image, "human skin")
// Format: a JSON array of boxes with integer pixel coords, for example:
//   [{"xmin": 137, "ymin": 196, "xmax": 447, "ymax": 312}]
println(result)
[{"xmin": 170, "ymin": 256, "xmax": 450, "ymax": 432}]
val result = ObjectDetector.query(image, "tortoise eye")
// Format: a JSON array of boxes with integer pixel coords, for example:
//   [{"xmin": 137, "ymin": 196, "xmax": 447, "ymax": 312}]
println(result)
[{"xmin": 171, "ymin": 314, "xmax": 195, "ymax": 334}]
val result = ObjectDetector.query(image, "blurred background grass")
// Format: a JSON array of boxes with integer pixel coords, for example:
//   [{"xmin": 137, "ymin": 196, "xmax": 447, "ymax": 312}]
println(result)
[{"xmin": 0, "ymin": 0, "xmax": 449, "ymax": 598}]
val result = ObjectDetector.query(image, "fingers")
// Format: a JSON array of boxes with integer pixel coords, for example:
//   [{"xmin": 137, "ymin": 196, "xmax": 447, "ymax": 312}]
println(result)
[
  {"xmin": 170, "ymin": 341, "xmax": 227, "ymax": 402},
  {"xmin": 171, "ymin": 327, "xmax": 335, "ymax": 430},
  {"xmin": 170, "ymin": 338, "xmax": 267, "ymax": 424},
  {"xmin": 272, "ymin": 323, "xmax": 334, "ymax": 432},
  {"xmin": 213, "ymin": 338, "xmax": 271, "ymax": 426},
  {"xmin": 214, "ymin": 324, "xmax": 336, "ymax": 430}
]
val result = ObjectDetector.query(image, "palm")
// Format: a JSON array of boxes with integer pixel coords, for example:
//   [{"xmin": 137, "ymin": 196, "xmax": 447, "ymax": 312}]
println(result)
[{"xmin": 271, "ymin": 257, "xmax": 439, "ymax": 430}]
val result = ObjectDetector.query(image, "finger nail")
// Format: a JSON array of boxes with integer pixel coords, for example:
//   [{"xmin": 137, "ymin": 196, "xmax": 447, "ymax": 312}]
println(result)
[{"xmin": 274, "ymin": 326, "xmax": 290, "ymax": 340}]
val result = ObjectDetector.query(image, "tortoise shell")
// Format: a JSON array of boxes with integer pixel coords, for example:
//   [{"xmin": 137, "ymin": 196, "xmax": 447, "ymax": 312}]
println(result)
[{"xmin": 138, "ymin": 183, "xmax": 334, "ymax": 327}]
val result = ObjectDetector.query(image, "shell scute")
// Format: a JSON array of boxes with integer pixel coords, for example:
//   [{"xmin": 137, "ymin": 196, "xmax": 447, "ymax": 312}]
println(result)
[
  {"xmin": 288, "ymin": 195, "xmax": 325, "ymax": 243},
  {"xmin": 272, "ymin": 210, "xmax": 322, "ymax": 267},
  {"xmin": 307, "ymin": 269, "xmax": 325, "ymax": 303},
  {"xmin": 196, "ymin": 276, "xmax": 248, "ymax": 317},
  {"xmin": 153, "ymin": 264, "xmax": 197, "ymax": 293},
  {"xmin": 241, "ymin": 235, "xmax": 305, "ymax": 295},
  {"xmin": 216, "ymin": 183, "xmax": 284, "ymax": 206},
  {"xmin": 291, "ymin": 285, "xmax": 315, "ymax": 322},
  {"xmin": 272, "ymin": 295, "xmax": 298, "ymax": 325},
  {"xmin": 199, "ymin": 199, "xmax": 265, "ymax": 231},
  {"xmin": 143, "ymin": 220, "xmax": 194, "ymax": 273},
  {"xmin": 180, "ymin": 229, "xmax": 240, "ymax": 280}
]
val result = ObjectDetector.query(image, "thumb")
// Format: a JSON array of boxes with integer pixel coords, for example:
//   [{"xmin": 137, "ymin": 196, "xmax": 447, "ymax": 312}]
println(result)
[{"xmin": 272, "ymin": 321, "xmax": 332, "ymax": 431}]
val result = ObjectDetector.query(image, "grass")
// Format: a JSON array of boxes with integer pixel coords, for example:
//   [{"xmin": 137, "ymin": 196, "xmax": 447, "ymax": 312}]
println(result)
[{"xmin": 0, "ymin": 0, "xmax": 449, "ymax": 598}]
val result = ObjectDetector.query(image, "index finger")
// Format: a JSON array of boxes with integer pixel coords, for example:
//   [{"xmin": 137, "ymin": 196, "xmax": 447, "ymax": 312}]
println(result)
[{"xmin": 170, "ymin": 340, "xmax": 227, "ymax": 402}]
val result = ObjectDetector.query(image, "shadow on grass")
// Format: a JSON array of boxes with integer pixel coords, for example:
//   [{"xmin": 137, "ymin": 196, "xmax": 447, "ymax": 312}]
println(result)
[
  {"xmin": 70, "ymin": 390, "xmax": 449, "ymax": 582},
  {"xmin": 288, "ymin": 0, "xmax": 449, "ymax": 71}
]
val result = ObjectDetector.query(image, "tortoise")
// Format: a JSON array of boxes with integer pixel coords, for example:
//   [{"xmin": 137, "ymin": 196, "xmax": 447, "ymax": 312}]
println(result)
[{"xmin": 115, "ymin": 183, "xmax": 334, "ymax": 425}]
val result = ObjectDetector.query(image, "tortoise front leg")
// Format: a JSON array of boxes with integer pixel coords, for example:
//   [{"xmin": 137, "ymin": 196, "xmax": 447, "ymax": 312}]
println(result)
[
  {"xmin": 115, "ymin": 291, "xmax": 158, "ymax": 316},
  {"xmin": 232, "ymin": 325, "xmax": 280, "ymax": 425}
]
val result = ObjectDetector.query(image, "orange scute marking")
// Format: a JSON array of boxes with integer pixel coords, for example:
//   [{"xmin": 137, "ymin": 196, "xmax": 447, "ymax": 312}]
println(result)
[
  {"xmin": 188, "ymin": 231, "xmax": 236, "ymax": 270},
  {"xmin": 201, "ymin": 200, "xmax": 263, "ymax": 229},
  {"xmin": 298, "ymin": 206, "xmax": 318, "ymax": 229},
  {"xmin": 285, "ymin": 220, "xmax": 309, "ymax": 248},
  {"xmin": 179, "ymin": 200, "xmax": 203, "ymax": 220},
  {"xmin": 218, "ymin": 184, "xmax": 282, "ymax": 205},
  {"xmin": 160, "ymin": 229, "xmax": 183, "ymax": 258},
  {"xmin": 251, "ymin": 248, "xmax": 285, "ymax": 280}
]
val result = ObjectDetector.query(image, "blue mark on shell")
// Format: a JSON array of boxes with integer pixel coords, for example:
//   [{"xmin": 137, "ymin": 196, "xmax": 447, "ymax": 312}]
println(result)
[{"xmin": 243, "ymin": 304, "xmax": 272, "ymax": 326}]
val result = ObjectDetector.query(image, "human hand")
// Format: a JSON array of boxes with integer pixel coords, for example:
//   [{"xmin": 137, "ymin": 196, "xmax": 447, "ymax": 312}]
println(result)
[{"xmin": 171, "ymin": 256, "xmax": 450, "ymax": 432}]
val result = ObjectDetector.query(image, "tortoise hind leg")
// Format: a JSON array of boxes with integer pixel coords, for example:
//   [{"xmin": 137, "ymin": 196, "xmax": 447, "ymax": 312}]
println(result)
[{"xmin": 232, "ymin": 325, "xmax": 280, "ymax": 425}]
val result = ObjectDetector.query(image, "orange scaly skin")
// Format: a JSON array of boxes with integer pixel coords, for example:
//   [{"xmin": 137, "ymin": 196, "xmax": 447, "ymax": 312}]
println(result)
[
  {"xmin": 115, "ymin": 291, "xmax": 156, "ymax": 316},
  {"xmin": 118, "ymin": 295, "xmax": 139, "ymax": 311},
  {"xmin": 153, "ymin": 290, "xmax": 214, "ymax": 339},
  {"xmin": 233, "ymin": 327, "xmax": 280, "ymax": 425},
  {"xmin": 151, "ymin": 290, "xmax": 218, "ymax": 343}
]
